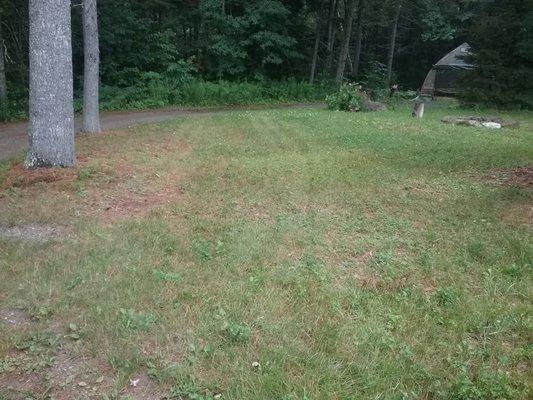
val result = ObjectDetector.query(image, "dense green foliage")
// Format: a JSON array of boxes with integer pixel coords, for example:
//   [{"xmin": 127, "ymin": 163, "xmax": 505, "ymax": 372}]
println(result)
[
  {"xmin": 95, "ymin": 77, "xmax": 332, "ymax": 111},
  {"xmin": 0, "ymin": 0, "xmax": 532, "ymax": 121},
  {"xmin": 460, "ymin": 0, "xmax": 533, "ymax": 109},
  {"xmin": 326, "ymin": 83, "xmax": 370, "ymax": 111}
]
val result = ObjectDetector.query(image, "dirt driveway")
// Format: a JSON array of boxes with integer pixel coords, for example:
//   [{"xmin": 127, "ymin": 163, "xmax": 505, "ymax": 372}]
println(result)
[{"xmin": 0, "ymin": 103, "xmax": 323, "ymax": 161}]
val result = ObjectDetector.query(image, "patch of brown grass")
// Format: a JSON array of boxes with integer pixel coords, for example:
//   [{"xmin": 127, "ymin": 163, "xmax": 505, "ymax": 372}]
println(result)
[
  {"xmin": 97, "ymin": 183, "xmax": 184, "ymax": 222},
  {"xmin": 0, "ymin": 370, "xmax": 47, "ymax": 398},
  {"xmin": 500, "ymin": 203, "xmax": 533, "ymax": 227},
  {"xmin": 48, "ymin": 347, "xmax": 115, "ymax": 400},
  {"xmin": 489, "ymin": 166, "xmax": 533, "ymax": 190},
  {"xmin": 0, "ymin": 163, "xmax": 79, "ymax": 192},
  {"xmin": 353, "ymin": 269, "xmax": 412, "ymax": 292}
]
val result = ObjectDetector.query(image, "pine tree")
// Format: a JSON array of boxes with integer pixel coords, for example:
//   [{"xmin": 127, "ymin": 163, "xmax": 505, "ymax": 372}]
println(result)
[{"xmin": 461, "ymin": 0, "xmax": 533, "ymax": 109}]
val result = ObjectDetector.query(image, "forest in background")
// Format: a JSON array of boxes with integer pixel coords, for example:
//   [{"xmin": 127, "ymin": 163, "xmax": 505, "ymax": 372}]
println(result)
[{"xmin": 0, "ymin": 0, "xmax": 532, "ymax": 121}]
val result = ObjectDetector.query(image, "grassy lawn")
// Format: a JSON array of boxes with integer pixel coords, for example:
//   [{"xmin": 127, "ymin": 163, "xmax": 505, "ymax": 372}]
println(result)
[{"xmin": 0, "ymin": 104, "xmax": 531, "ymax": 399}]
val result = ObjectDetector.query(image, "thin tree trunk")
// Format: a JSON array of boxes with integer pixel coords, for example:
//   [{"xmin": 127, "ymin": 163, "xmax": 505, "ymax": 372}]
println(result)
[
  {"xmin": 325, "ymin": 0, "xmax": 338, "ymax": 74},
  {"xmin": 26, "ymin": 0, "xmax": 75, "ymax": 168},
  {"xmin": 335, "ymin": 0, "xmax": 357, "ymax": 84},
  {"xmin": 0, "ymin": 18, "xmax": 7, "ymax": 108},
  {"xmin": 82, "ymin": 0, "xmax": 101, "ymax": 133},
  {"xmin": 309, "ymin": 0, "xmax": 326, "ymax": 84},
  {"xmin": 352, "ymin": 0, "xmax": 365, "ymax": 79},
  {"xmin": 386, "ymin": 0, "xmax": 402, "ymax": 85}
]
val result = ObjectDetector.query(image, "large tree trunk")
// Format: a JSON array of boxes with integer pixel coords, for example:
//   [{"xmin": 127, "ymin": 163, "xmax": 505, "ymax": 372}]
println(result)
[
  {"xmin": 386, "ymin": 0, "xmax": 402, "ymax": 85},
  {"xmin": 335, "ymin": 0, "xmax": 358, "ymax": 84},
  {"xmin": 82, "ymin": 0, "xmax": 101, "ymax": 133},
  {"xmin": 325, "ymin": 0, "xmax": 338, "ymax": 74},
  {"xmin": 0, "ymin": 18, "xmax": 7, "ymax": 108},
  {"xmin": 26, "ymin": 0, "xmax": 75, "ymax": 168},
  {"xmin": 352, "ymin": 0, "xmax": 365, "ymax": 80},
  {"xmin": 309, "ymin": 0, "xmax": 326, "ymax": 84}
]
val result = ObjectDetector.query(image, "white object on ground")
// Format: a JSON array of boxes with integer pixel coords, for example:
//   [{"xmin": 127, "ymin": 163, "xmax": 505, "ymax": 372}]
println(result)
[{"xmin": 481, "ymin": 122, "xmax": 502, "ymax": 129}]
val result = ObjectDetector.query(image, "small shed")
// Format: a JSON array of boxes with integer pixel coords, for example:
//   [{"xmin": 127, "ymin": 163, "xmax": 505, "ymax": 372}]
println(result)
[{"xmin": 420, "ymin": 43, "xmax": 475, "ymax": 96}]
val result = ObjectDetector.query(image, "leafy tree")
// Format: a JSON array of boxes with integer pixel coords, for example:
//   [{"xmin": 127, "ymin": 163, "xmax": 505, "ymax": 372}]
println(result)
[
  {"xmin": 0, "ymin": 0, "xmax": 531, "ymax": 118},
  {"xmin": 460, "ymin": 0, "xmax": 533, "ymax": 109},
  {"xmin": 201, "ymin": 0, "xmax": 302, "ymax": 80}
]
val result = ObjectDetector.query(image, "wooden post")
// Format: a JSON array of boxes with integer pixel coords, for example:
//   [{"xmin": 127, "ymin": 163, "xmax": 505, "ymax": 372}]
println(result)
[{"xmin": 412, "ymin": 102, "xmax": 424, "ymax": 118}]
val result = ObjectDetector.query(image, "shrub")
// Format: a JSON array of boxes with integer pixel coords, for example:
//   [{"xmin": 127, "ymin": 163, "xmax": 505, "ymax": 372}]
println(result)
[
  {"xmin": 359, "ymin": 60, "xmax": 390, "ymax": 90},
  {"xmin": 326, "ymin": 83, "xmax": 369, "ymax": 112},
  {"xmin": 1, "ymin": 73, "xmax": 335, "ymax": 122},
  {"xmin": 98, "ymin": 78, "xmax": 333, "ymax": 111}
]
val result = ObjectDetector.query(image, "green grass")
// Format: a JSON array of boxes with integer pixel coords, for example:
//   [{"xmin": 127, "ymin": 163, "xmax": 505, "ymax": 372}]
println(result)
[{"xmin": 0, "ymin": 104, "xmax": 532, "ymax": 399}]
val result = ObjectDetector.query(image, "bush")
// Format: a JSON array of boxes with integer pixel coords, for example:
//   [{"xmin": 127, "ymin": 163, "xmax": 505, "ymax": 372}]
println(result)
[
  {"xmin": 1, "ymin": 69, "xmax": 335, "ymax": 122},
  {"xmin": 99, "ymin": 78, "xmax": 333, "ymax": 111},
  {"xmin": 326, "ymin": 83, "xmax": 369, "ymax": 112},
  {"xmin": 358, "ymin": 60, "xmax": 390, "ymax": 90}
]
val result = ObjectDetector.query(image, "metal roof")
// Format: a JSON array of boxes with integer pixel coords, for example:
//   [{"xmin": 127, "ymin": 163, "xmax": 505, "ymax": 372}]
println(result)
[{"xmin": 433, "ymin": 43, "xmax": 475, "ymax": 71}]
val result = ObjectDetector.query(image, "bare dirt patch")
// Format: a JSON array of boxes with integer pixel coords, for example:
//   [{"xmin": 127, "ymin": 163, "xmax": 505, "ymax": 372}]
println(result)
[
  {"xmin": 0, "ymin": 370, "xmax": 47, "ymax": 399},
  {"xmin": 120, "ymin": 370, "xmax": 170, "ymax": 400},
  {"xmin": 0, "ymin": 224, "xmax": 68, "ymax": 242},
  {"xmin": 0, "ymin": 163, "xmax": 78, "ymax": 192},
  {"xmin": 48, "ymin": 346, "xmax": 115, "ymax": 400},
  {"xmin": 490, "ymin": 166, "xmax": 533, "ymax": 190},
  {"xmin": 94, "ymin": 171, "xmax": 185, "ymax": 222},
  {"xmin": 0, "ymin": 308, "xmax": 33, "ymax": 327},
  {"xmin": 101, "ymin": 186, "xmax": 184, "ymax": 221}
]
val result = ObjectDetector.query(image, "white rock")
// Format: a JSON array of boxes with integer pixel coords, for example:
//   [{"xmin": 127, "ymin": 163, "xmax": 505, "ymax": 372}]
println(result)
[{"xmin": 481, "ymin": 122, "xmax": 502, "ymax": 129}]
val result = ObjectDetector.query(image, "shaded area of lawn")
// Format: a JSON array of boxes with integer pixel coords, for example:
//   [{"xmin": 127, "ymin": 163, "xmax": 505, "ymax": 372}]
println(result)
[{"xmin": 0, "ymin": 105, "xmax": 532, "ymax": 399}]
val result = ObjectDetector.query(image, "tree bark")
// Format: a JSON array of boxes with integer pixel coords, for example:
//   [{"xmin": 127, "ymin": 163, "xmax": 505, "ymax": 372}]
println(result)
[
  {"xmin": 309, "ymin": 0, "xmax": 326, "ymax": 84},
  {"xmin": 26, "ymin": 0, "xmax": 75, "ymax": 168},
  {"xmin": 386, "ymin": 0, "xmax": 402, "ymax": 85},
  {"xmin": 325, "ymin": 0, "xmax": 338, "ymax": 74},
  {"xmin": 352, "ymin": 0, "xmax": 365, "ymax": 80},
  {"xmin": 82, "ymin": 0, "xmax": 101, "ymax": 133},
  {"xmin": 0, "ymin": 17, "xmax": 7, "ymax": 108},
  {"xmin": 335, "ymin": 0, "xmax": 357, "ymax": 84}
]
